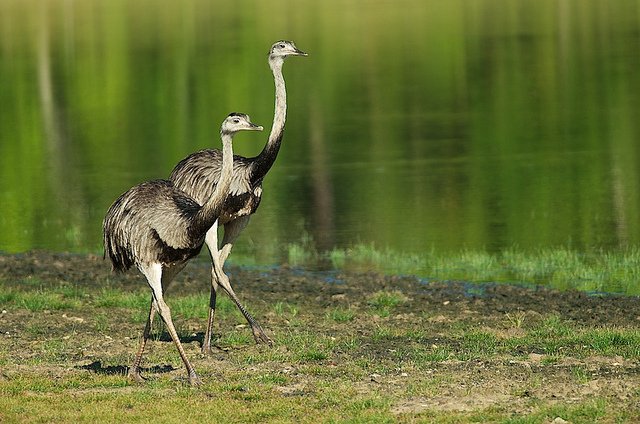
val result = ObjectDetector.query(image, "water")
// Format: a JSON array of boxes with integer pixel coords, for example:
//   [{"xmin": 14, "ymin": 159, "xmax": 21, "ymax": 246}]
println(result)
[{"xmin": 1, "ymin": 0, "xmax": 639, "ymax": 266}]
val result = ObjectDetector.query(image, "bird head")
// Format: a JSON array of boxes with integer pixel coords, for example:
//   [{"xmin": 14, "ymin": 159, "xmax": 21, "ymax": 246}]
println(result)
[
  {"xmin": 221, "ymin": 113, "xmax": 264, "ymax": 136},
  {"xmin": 268, "ymin": 40, "xmax": 308, "ymax": 60}
]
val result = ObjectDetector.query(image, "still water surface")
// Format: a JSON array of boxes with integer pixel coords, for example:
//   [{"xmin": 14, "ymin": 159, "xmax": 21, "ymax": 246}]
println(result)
[{"xmin": 1, "ymin": 1, "xmax": 639, "ymax": 267}]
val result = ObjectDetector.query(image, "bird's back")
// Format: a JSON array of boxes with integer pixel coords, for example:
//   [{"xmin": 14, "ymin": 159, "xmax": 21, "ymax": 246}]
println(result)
[
  {"xmin": 170, "ymin": 149, "xmax": 258, "ymax": 223},
  {"xmin": 103, "ymin": 179, "xmax": 205, "ymax": 272}
]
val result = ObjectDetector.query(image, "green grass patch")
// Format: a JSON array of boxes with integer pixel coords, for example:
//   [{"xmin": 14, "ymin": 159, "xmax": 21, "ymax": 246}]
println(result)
[
  {"xmin": 283, "ymin": 242, "xmax": 640, "ymax": 295},
  {"xmin": 367, "ymin": 291, "xmax": 408, "ymax": 317},
  {"xmin": 326, "ymin": 306, "xmax": 356, "ymax": 322},
  {"xmin": 0, "ymin": 282, "xmax": 89, "ymax": 311},
  {"xmin": 460, "ymin": 331, "xmax": 499, "ymax": 359},
  {"xmin": 582, "ymin": 328, "xmax": 640, "ymax": 357},
  {"xmin": 7, "ymin": 290, "xmax": 80, "ymax": 311},
  {"xmin": 273, "ymin": 301, "xmax": 298, "ymax": 317},
  {"xmin": 219, "ymin": 330, "xmax": 254, "ymax": 348},
  {"xmin": 92, "ymin": 288, "xmax": 149, "ymax": 309},
  {"xmin": 359, "ymin": 318, "xmax": 640, "ymax": 367}
]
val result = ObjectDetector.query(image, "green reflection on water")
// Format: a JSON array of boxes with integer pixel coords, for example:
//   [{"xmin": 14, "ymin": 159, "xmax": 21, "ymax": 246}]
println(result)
[{"xmin": 0, "ymin": 0, "xmax": 639, "ymax": 282}]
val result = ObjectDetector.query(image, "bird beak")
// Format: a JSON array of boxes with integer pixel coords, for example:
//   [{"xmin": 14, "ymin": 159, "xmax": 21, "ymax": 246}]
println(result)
[
  {"xmin": 250, "ymin": 124, "xmax": 264, "ymax": 131},
  {"xmin": 293, "ymin": 47, "xmax": 308, "ymax": 57}
]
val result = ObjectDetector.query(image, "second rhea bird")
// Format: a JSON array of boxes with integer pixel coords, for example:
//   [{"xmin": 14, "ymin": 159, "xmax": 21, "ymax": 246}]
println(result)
[{"xmin": 170, "ymin": 40, "xmax": 307, "ymax": 351}]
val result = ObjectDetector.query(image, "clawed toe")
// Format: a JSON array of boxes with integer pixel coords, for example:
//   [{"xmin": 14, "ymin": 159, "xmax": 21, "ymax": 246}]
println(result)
[
  {"xmin": 252, "ymin": 328, "xmax": 274, "ymax": 347},
  {"xmin": 128, "ymin": 369, "xmax": 146, "ymax": 384},
  {"xmin": 189, "ymin": 373, "xmax": 202, "ymax": 387}
]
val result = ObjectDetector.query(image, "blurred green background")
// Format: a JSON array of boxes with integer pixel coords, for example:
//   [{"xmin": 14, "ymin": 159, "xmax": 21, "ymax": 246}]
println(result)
[{"xmin": 1, "ymin": 0, "xmax": 639, "ymax": 265}]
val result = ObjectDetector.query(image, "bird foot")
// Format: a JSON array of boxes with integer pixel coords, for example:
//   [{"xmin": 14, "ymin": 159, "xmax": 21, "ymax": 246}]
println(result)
[
  {"xmin": 252, "ymin": 327, "xmax": 274, "ymax": 347},
  {"xmin": 202, "ymin": 344, "xmax": 229, "ymax": 356},
  {"xmin": 189, "ymin": 373, "xmax": 202, "ymax": 387},
  {"xmin": 128, "ymin": 369, "xmax": 146, "ymax": 384}
]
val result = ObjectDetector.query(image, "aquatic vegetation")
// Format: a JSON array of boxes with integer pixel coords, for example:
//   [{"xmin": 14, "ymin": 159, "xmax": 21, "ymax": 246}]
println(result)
[{"xmin": 282, "ymin": 241, "xmax": 640, "ymax": 295}]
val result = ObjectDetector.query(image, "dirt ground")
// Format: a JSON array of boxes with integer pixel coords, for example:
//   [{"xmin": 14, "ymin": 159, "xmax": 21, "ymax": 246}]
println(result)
[{"xmin": 2, "ymin": 251, "xmax": 640, "ymax": 418}]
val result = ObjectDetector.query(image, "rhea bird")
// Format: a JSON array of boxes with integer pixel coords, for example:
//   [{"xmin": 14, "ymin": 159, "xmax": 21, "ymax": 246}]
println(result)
[
  {"xmin": 103, "ymin": 113, "xmax": 263, "ymax": 386},
  {"xmin": 170, "ymin": 40, "xmax": 307, "ymax": 352}
]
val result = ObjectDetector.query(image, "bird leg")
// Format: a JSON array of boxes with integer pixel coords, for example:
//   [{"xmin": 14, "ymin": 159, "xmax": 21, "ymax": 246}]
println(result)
[
  {"xmin": 213, "ymin": 266, "xmax": 273, "ymax": 346},
  {"xmin": 201, "ymin": 266, "xmax": 220, "ymax": 355},
  {"xmin": 202, "ymin": 223, "xmax": 221, "ymax": 354},
  {"xmin": 128, "ymin": 297, "xmax": 156, "ymax": 383},
  {"xmin": 203, "ymin": 218, "xmax": 273, "ymax": 349},
  {"xmin": 143, "ymin": 263, "xmax": 201, "ymax": 386},
  {"xmin": 155, "ymin": 297, "xmax": 201, "ymax": 386}
]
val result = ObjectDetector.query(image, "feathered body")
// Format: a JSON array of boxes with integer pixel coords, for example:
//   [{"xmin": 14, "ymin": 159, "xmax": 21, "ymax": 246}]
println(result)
[
  {"xmin": 171, "ymin": 151, "xmax": 264, "ymax": 225},
  {"xmin": 103, "ymin": 179, "xmax": 206, "ymax": 273}
]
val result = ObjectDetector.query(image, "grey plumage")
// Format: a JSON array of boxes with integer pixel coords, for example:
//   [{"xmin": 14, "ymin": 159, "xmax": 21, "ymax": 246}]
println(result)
[
  {"xmin": 171, "ymin": 151, "xmax": 261, "ymax": 225},
  {"xmin": 103, "ymin": 179, "xmax": 204, "ymax": 273},
  {"xmin": 102, "ymin": 113, "xmax": 263, "ymax": 385},
  {"xmin": 169, "ymin": 40, "xmax": 307, "ymax": 352}
]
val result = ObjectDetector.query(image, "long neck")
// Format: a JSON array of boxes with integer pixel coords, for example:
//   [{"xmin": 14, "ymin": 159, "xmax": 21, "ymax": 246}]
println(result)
[
  {"xmin": 190, "ymin": 133, "xmax": 234, "ymax": 238},
  {"xmin": 251, "ymin": 57, "xmax": 286, "ymax": 183}
]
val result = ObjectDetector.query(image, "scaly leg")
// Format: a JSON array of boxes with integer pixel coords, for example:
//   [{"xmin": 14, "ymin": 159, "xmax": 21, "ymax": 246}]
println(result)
[
  {"xmin": 203, "ymin": 216, "xmax": 272, "ymax": 348},
  {"xmin": 212, "ymin": 265, "xmax": 273, "ymax": 346},
  {"xmin": 219, "ymin": 216, "xmax": 272, "ymax": 344},
  {"xmin": 142, "ymin": 263, "xmax": 201, "ymax": 386},
  {"xmin": 128, "ymin": 297, "xmax": 156, "ymax": 383},
  {"xmin": 202, "ymin": 222, "xmax": 221, "ymax": 354}
]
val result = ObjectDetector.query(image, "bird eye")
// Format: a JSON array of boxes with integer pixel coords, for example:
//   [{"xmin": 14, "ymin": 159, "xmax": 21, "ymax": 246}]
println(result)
[
  {"xmin": 279, "ymin": 43, "xmax": 286, "ymax": 49},
  {"xmin": 232, "ymin": 119, "xmax": 240, "ymax": 123}
]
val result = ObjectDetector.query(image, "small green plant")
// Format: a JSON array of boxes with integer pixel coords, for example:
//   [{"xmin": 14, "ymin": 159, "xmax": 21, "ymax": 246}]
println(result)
[
  {"xmin": 297, "ymin": 349, "xmax": 328, "ymax": 362},
  {"xmin": 274, "ymin": 302, "xmax": 298, "ymax": 318},
  {"xmin": 328, "ymin": 249, "xmax": 346, "ymax": 269},
  {"xmin": 460, "ymin": 331, "xmax": 498, "ymax": 359},
  {"xmin": 505, "ymin": 311, "xmax": 527, "ymax": 328},
  {"xmin": 570, "ymin": 366, "xmax": 592, "ymax": 384},
  {"xmin": 395, "ymin": 345, "xmax": 453, "ymax": 366},
  {"xmin": 287, "ymin": 243, "xmax": 311, "ymax": 266},
  {"xmin": 171, "ymin": 294, "xmax": 209, "ymax": 320},
  {"xmin": 94, "ymin": 288, "xmax": 148, "ymax": 309},
  {"xmin": 337, "ymin": 337, "xmax": 361, "ymax": 352},
  {"xmin": 55, "ymin": 284, "xmax": 87, "ymax": 301},
  {"xmin": 219, "ymin": 330, "xmax": 253, "ymax": 347},
  {"xmin": 0, "ymin": 289, "xmax": 17, "ymax": 304},
  {"xmin": 541, "ymin": 355, "xmax": 561, "ymax": 365},
  {"xmin": 422, "ymin": 346, "xmax": 453, "ymax": 363},
  {"xmin": 286, "ymin": 232, "xmax": 317, "ymax": 266},
  {"xmin": 93, "ymin": 313, "xmax": 110, "ymax": 333},
  {"xmin": 18, "ymin": 291, "xmax": 79, "ymax": 311},
  {"xmin": 371, "ymin": 325, "xmax": 393, "ymax": 341},
  {"xmin": 536, "ymin": 315, "xmax": 575, "ymax": 338},
  {"xmin": 326, "ymin": 306, "xmax": 355, "ymax": 322},
  {"xmin": 367, "ymin": 291, "xmax": 407, "ymax": 317},
  {"xmin": 255, "ymin": 373, "xmax": 288, "ymax": 385}
]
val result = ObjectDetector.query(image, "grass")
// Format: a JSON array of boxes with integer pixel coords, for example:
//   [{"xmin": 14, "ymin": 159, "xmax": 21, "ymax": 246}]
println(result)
[
  {"xmin": 367, "ymin": 291, "xmax": 408, "ymax": 318},
  {"xmin": 0, "ymin": 283, "xmax": 85, "ymax": 311},
  {"xmin": 282, "ymin": 242, "xmax": 640, "ymax": 296},
  {"xmin": 326, "ymin": 306, "xmax": 356, "ymax": 322},
  {"xmin": 1, "ymin": 308, "xmax": 637, "ymax": 422},
  {"xmin": 1, "ymin": 250, "xmax": 640, "ymax": 423}
]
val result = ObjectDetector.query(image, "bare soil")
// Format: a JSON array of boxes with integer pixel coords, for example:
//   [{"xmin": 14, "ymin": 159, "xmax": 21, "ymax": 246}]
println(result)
[{"xmin": 1, "ymin": 251, "xmax": 640, "ymax": 417}]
